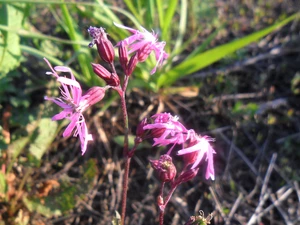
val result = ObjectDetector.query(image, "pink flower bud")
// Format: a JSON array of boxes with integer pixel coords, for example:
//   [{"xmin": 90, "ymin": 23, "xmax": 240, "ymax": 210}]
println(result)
[
  {"xmin": 91, "ymin": 63, "xmax": 120, "ymax": 86},
  {"xmin": 174, "ymin": 168, "xmax": 199, "ymax": 185},
  {"xmin": 149, "ymin": 155, "xmax": 177, "ymax": 182},
  {"xmin": 88, "ymin": 27, "xmax": 115, "ymax": 63},
  {"xmin": 136, "ymin": 118, "xmax": 148, "ymax": 138},
  {"xmin": 126, "ymin": 53, "xmax": 138, "ymax": 76},
  {"xmin": 118, "ymin": 41, "xmax": 129, "ymax": 73}
]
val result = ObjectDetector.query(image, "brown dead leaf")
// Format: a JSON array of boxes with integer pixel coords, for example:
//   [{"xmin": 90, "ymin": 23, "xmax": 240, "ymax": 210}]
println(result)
[
  {"xmin": 2, "ymin": 105, "xmax": 12, "ymax": 144},
  {"xmin": 37, "ymin": 180, "xmax": 60, "ymax": 197}
]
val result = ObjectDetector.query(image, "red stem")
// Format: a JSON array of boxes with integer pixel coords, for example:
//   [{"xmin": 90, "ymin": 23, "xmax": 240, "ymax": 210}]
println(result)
[
  {"xmin": 159, "ymin": 210, "xmax": 164, "ymax": 225},
  {"xmin": 158, "ymin": 182, "xmax": 178, "ymax": 224},
  {"xmin": 119, "ymin": 75, "xmax": 131, "ymax": 225}
]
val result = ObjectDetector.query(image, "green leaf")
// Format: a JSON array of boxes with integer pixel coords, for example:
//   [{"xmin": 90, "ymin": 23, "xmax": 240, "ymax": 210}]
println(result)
[
  {"xmin": 46, "ymin": 159, "xmax": 98, "ymax": 212},
  {"xmin": 0, "ymin": 3, "xmax": 23, "ymax": 75},
  {"xmin": 0, "ymin": 172, "xmax": 7, "ymax": 197},
  {"xmin": 113, "ymin": 135, "xmax": 152, "ymax": 150},
  {"xmin": 23, "ymin": 197, "xmax": 62, "ymax": 218},
  {"xmin": 157, "ymin": 13, "xmax": 299, "ymax": 88},
  {"xmin": 29, "ymin": 118, "xmax": 58, "ymax": 162},
  {"xmin": 23, "ymin": 159, "xmax": 98, "ymax": 216},
  {"xmin": 8, "ymin": 136, "xmax": 30, "ymax": 163}
]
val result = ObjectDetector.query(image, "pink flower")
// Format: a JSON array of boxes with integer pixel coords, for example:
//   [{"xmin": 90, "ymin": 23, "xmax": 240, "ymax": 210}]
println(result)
[
  {"xmin": 44, "ymin": 58, "xmax": 107, "ymax": 155},
  {"xmin": 177, "ymin": 136, "xmax": 216, "ymax": 180},
  {"xmin": 143, "ymin": 113, "xmax": 188, "ymax": 148},
  {"xmin": 114, "ymin": 22, "xmax": 169, "ymax": 74}
]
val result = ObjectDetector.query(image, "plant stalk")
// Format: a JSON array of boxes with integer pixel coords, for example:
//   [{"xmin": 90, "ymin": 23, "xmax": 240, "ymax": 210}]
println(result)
[{"xmin": 119, "ymin": 76, "xmax": 130, "ymax": 225}]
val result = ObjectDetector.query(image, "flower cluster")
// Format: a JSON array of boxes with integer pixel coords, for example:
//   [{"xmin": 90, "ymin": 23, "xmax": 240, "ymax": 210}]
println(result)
[
  {"xmin": 114, "ymin": 23, "xmax": 169, "ymax": 75},
  {"xmin": 44, "ymin": 21, "xmax": 217, "ymax": 224},
  {"xmin": 45, "ymin": 23, "xmax": 168, "ymax": 154},
  {"xmin": 142, "ymin": 112, "xmax": 216, "ymax": 180}
]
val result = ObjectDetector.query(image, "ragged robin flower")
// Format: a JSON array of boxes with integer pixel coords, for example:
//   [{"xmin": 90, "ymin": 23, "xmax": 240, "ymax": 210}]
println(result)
[
  {"xmin": 177, "ymin": 135, "xmax": 216, "ymax": 180},
  {"xmin": 44, "ymin": 58, "xmax": 108, "ymax": 154},
  {"xmin": 143, "ymin": 112, "xmax": 216, "ymax": 180},
  {"xmin": 114, "ymin": 22, "xmax": 169, "ymax": 74}
]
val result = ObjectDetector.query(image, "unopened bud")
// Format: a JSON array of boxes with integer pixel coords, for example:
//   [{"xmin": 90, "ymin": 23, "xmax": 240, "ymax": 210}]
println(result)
[
  {"xmin": 87, "ymin": 26, "xmax": 115, "ymax": 63},
  {"xmin": 149, "ymin": 154, "xmax": 177, "ymax": 182},
  {"xmin": 175, "ymin": 168, "xmax": 199, "ymax": 185},
  {"xmin": 91, "ymin": 63, "xmax": 120, "ymax": 86},
  {"xmin": 118, "ymin": 41, "xmax": 129, "ymax": 73},
  {"xmin": 126, "ymin": 53, "xmax": 138, "ymax": 76},
  {"xmin": 136, "ymin": 118, "xmax": 148, "ymax": 139}
]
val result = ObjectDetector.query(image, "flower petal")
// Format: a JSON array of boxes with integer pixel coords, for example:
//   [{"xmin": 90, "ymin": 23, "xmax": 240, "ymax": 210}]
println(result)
[{"xmin": 62, "ymin": 114, "xmax": 80, "ymax": 137}]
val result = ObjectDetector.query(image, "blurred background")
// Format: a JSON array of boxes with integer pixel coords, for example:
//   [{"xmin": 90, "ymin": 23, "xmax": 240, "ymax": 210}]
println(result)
[{"xmin": 0, "ymin": 0, "xmax": 299, "ymax": 224}]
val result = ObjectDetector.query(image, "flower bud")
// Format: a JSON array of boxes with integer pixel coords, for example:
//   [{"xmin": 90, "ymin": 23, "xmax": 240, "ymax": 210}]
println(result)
[
  {"xmin": 88, "ymin": 26, "xmax": 115, "ymax": 63},
  {"xmin": 149, "ymin": 154, "xmax": 177, "ymax": 182},
  {"xmin": 91, "ymin": 63, "xmax": 120, "ymax": 86},
  {"xmin": 136, "ymin": 118, "xmax": 148, "ymax": 139},
  {"xmin": 97, "ymin": 30, "xmax": 115, "ymax": 63},
  {"xmin": 126, "ymin": 53, "xmax": 138, "ymax": 76},
  {"xmin": 118, "ymin": 41, "xmax": 129, "ymax": 73},
  {"xmin": 174, "ymin": 168, "xmax": 199, "ymax": 185}
]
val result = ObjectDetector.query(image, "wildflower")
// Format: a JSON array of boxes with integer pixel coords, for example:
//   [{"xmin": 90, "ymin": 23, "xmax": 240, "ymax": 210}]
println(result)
[
  {"xmin": 126, "ymin": 53, "xmax": 139, "ymax": 76},
  {"xmin": 87, "ymin": 26, "xmax": 115, "ymax": 64},
  {"xmin": 118, "ymin": 41, "xmax": 129, "ymax": 73},
  {"xmin": 149, "ymin": 154, "xmax": 177, "ymax": 182},
  {"xmin": 143, "ymin": 113, "xmax": 188, "ymax": 148},
  {"xmin": 114, "ymin": 22, "xmax": 169, "ymax": 74},
  {"xmin": 91, "ymin": 63, "xmax": 120, "ymax": 86},
  {"xmin": 174, "ymin": 168, "xmax": 199, "ymax": 185},
  {"xmin": 44, "ymin": 58, "xmax": 107, "ymax": 154},
  {"xmin": 177, "ymin": 136, "xmax": 216, "ymax": 180}
]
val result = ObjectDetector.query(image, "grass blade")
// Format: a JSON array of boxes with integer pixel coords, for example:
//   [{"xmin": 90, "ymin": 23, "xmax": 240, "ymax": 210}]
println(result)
[{"xmin": 157, "ymin": 13, "xmax": 299, "ymax": 88}]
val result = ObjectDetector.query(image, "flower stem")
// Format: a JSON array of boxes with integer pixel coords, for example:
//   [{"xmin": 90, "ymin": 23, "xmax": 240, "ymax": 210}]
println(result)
[
  {"xmin": 121, "ymin": 155, "xmax": 131, "ymax": 225},
  {"xmin": 159, "ymin": 210, "xmax": 164, "ymax": 225},
  {"xmin": 158, "ymin": 183, "xmax": 178, "ymax": 224},
  {"xmin": 119, "ymin": 75, "xmax": 131, "ymax": 225}
]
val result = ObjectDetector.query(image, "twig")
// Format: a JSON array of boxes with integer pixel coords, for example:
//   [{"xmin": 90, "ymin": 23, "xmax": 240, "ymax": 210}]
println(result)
[
  {"xmin": 260, "ymin": 153, "xmax": 277, "ymax": 202},
  {"xmin": 217, "ymin": 132, "xmax": 259, "ymax": 176},
  {"xmin": 262, "ymin": 187, "xmax": 294, "ymax": 216},
  {"xmin": 209, "ymin": 186, "xmax": 226, "ymax": 219},
  {"xmin": 270, "ymin": 192, "xmax": 292, "ymax": 225},
  {"xmin": 212, "ymin": 91, "xmax": 266, "ymax": 103},
  {"xmin": 248, "ymin": 187, "xmax": 294, "ymax": 224},
  {"xmin": 226, "ymin": 193, "xmax": 243, "ymax": 224},
  {"xmin": 247, "ymin": 153, "xmax": 277, "ymax": 225},
  {"xmin": 275, "ymin": 132, "xmax": 300, "ymax": 144},
  {"xmin": 247, "ymin": 192, "xmax": 270, "ymax": 225}
]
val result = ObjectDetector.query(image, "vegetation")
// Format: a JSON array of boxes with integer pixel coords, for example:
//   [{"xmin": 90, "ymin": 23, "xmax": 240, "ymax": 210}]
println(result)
[{"xmin": 0, "ymin": 0, "xmax": 299, "ymax": 224}]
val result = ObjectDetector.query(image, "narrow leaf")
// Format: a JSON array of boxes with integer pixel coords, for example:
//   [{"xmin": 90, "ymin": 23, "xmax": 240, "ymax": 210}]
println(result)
[{"xmin": 157, "ymin": 13, "xmax": 299, "ymax": 88}]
